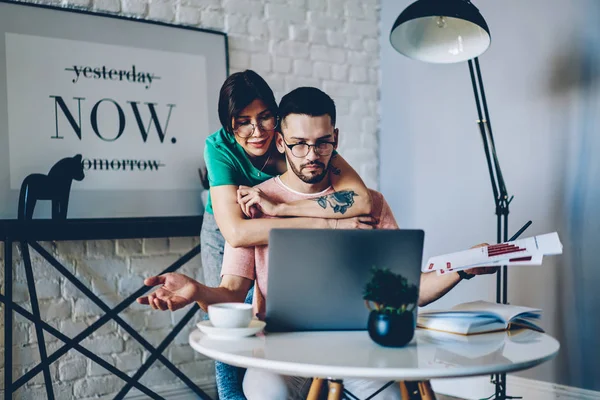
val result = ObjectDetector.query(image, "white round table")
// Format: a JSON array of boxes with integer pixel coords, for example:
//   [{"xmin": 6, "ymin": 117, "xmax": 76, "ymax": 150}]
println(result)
[{"xmin": 189, "ymin": 328, "xmax": 559, "ymax": 399}]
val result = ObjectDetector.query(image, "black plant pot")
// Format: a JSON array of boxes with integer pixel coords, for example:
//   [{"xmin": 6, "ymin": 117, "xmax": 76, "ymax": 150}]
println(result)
[{"xmin": 367, "ymin": 310, "xmax": 415, "ymax": 347}]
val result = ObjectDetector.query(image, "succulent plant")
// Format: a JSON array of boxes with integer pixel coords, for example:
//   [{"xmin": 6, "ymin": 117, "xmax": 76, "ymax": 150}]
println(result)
[{"xmin": 363, "ymin": 266, "xmax": 419, "ymax": 314}]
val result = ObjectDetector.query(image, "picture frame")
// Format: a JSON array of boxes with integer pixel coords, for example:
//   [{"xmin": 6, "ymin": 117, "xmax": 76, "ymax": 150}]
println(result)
[{"xmin": 0, "ymin": 0, "xmax": 228, "ymax": 219}]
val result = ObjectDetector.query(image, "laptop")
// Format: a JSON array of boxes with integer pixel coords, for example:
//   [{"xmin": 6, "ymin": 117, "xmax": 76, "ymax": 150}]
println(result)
[{"xmin": 265, "ymin": 229, "xmax": 424, "ymax": 332}]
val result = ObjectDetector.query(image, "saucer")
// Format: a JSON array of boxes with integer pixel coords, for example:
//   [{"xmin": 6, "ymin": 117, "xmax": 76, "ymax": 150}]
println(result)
[{"xmin": 197, "ymin": 320, "xmax": 266, "ymax": 339}]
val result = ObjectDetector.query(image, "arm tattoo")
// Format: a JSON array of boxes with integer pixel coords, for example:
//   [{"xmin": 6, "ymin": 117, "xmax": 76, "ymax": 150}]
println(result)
[{"xmin": 313, "ymin": 190, "xmax": 357, "ymax": 214}]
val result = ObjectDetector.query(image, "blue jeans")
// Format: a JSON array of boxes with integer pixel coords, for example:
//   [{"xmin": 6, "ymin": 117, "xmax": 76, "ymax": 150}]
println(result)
[
  {"xmin": 200, "ymin": 212, "xmax": 226, "ymax": 288},
  {"xmin": 200, "ymin": 212, "xmax": 251, "ymax": 400}
]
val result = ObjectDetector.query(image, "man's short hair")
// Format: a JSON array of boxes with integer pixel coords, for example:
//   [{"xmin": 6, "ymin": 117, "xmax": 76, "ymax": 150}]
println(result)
[{"xmin": 278, "ymin": 87, "xmax": 336, "ymax": 128}]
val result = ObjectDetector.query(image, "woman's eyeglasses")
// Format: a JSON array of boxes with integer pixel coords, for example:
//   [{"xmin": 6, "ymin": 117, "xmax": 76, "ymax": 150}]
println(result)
[{"xmin": 233, "ymin": 115, "xmax": 278, "ymax": 138}]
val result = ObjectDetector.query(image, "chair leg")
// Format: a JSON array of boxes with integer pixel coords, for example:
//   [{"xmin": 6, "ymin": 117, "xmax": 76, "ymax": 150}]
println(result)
[
  {"xmin": 327, "ymin": 380, "xmax": 344, "ymax": 400},
  {"xmin": 399, "ymin": 381, "xmax": 437, "ymax": 400},
  {"xmin": 307, "ymin": 378, "xmax": 325, "ymax": 400},
  {"xmin": 418, "ymin": 381, "xmax": 436, "ymax": 400}
]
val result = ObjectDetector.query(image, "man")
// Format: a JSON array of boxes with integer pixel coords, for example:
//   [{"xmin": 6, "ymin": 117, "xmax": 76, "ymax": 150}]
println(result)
[{"xmin": 138, "ymin": 87, "xmax": 496, "ymax": 399}]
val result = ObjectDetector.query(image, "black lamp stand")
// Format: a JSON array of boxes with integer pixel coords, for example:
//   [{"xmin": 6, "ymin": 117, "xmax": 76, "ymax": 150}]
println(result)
[
  {"xmin": 467, "ymin": 57, "xmax": 512, "ymax": 304},
  {"xmin": 468, "ymin": 57, "xmax": 525, "ymax": 400}
]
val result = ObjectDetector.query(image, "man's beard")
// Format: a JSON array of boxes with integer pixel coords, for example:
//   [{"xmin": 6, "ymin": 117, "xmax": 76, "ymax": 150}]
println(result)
[{"xmin": 289, "ymin": 160, "xmax": 329, "ymax": 184}]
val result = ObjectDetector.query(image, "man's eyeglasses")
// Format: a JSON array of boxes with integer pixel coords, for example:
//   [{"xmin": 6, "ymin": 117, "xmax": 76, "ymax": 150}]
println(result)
[
  {"xmin": 233, "ymin": 115, "xmax": 278, "ymax": 138},
  {"xmin": 282, "ymin": 139, "xmax": 336, "ymax": 158}
]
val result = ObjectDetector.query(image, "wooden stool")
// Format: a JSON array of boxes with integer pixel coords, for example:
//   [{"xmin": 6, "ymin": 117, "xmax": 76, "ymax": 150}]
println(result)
[{"xmin": 308, "ymin": 378, "xmax": 436, "ymax": 400}]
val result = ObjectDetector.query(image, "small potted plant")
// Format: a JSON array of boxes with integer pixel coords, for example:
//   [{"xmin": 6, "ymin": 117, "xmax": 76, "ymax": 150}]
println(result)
[{"xmin": 363, "ymin": 267, "xmax": 419, "ymax": 347}]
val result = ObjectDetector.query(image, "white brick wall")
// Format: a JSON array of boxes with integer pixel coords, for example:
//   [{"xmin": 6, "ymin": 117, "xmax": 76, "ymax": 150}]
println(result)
[{"xmin": 1, "ymin": 0, "xmax": 381, "ymax": 397}]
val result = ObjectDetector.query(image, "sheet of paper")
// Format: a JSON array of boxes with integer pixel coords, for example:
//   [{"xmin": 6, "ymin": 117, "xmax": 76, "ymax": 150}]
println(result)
[
  {"xmin": 435, "ymin": 253, "xmax": 544, "ymax": 275},
  {"xmin": 424, "ymin": 232, "xmax": 562, "ymax": 273}
]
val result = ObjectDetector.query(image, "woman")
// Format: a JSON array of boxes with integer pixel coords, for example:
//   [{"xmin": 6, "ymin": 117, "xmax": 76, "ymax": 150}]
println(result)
[{"xmin": 201, "ymin": 70, "xmax": 374, "ymax": 399}]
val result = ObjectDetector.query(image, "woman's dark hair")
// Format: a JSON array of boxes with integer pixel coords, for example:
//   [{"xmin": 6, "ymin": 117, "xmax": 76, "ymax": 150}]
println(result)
[
  {"xmin": 278, "ymin": 87, "xmax": 336, "ymax": 127},
  {"xmin": 218, "ymin": 70, "xmax": 278, "ymax": 134}
]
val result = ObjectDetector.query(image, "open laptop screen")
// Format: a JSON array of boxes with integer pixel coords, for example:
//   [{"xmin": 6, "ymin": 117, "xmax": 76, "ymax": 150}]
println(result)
[{"xmin": 266, "ymin": 229, "xmax": 424, "ymax": 332}]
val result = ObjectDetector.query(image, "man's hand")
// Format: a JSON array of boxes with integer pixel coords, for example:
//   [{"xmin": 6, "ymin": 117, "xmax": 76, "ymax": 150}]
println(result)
[
  {"xmin": 328, "ymin": 215, "xmax": 378, "ymax": 230},
  {"xmin": 137, "ymin": 273, "xmax": 202, "ymax": 311},
  {"xmin": 237, "ymin": 185, "xmax": 280, "ymax": 218},
  {"xmin": 463, "ymin": 266, "xmax": 499, "ymax": 275},
  {"xmin": 463, "ymin": 243, "xmax": 499, "ymax": 276}
]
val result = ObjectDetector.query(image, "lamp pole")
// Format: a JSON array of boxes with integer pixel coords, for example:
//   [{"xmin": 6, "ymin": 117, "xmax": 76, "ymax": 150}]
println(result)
[
  {"xmin": 467, "ymin": 57, "xmax": 516, "ymax": 400},
  {"xmin": 467, "ymin": 57, "xmax": 513, "ymax": 305}
]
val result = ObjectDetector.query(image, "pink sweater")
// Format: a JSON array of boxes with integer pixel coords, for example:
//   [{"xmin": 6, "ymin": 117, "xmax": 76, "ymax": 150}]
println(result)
[{"xmin": 221, "ymin": 176, "xmax": 399, "ymax": 318}]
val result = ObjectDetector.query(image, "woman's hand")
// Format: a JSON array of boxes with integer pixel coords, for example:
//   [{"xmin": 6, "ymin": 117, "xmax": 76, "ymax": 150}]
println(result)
[
  {"xmin": 137, "ymin": 273, "xmax": 202, "ymax": 311},
  {"xmin": 237, "ymin": 185, "xmax": 281, "ymax": 218}
]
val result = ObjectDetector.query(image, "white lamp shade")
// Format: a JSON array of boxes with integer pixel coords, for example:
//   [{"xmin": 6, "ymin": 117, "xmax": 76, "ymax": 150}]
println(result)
[{"xmin": 390, "ymin": 0, "xmax": 491, "ymax": 64}]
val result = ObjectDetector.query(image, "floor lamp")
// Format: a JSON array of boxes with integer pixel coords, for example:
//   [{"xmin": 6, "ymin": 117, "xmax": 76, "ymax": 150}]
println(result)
[{"xmin": 389, "ymin": 1, "xmax": 520, "ymax": 399}]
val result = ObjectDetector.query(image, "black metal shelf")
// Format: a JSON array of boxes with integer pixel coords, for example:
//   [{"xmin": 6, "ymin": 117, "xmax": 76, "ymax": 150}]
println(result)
[
  {"xmin": 0, "ymin": 216, "xmax": 203, "ymax": 241},
  {"xmin": 1, "ymin": 215, "xmax": 209, "ymax": 400}
]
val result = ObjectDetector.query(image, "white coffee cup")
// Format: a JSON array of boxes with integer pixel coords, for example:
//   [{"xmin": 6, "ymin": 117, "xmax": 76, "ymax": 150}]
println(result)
[{"xmin": 208, "ymin": 303, "xmax": 253, "ymax": 329}]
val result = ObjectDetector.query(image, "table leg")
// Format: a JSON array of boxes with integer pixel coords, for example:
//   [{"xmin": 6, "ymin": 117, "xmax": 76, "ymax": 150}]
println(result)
[
  {"xmin": 21, "ymin": 242, "xmax": 55, "ymax": 400},
  {"xmin": 327, "ymin": 380, "xmax": 344, "ymax": 400},
  {"xmin": 307, "ymin": 378, "xmax": 325, "ymax": 400},
  {"xmin": 399, "ymin": 381, "xmax": 436, "ymax": 400}
]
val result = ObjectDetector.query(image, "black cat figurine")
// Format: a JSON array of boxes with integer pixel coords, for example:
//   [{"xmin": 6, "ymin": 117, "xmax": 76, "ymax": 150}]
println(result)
[{"xmin": 18, "ymin": 154, "xmax": 85, "ymax": 220}]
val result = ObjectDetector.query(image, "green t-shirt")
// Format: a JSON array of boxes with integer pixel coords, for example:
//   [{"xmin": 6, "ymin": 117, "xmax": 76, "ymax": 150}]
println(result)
[{"xmin": 203, "ymin": 128, "xmax": 275, "ymax": 214}]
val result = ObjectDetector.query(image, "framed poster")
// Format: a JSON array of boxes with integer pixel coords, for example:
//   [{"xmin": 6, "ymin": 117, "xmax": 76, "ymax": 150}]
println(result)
[{"xmin": 0, "ymin": 0, "xmax": 228, "ymax": 219}]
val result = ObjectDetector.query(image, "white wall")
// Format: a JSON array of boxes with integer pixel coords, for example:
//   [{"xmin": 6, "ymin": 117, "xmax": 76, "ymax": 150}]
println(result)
[
  {"xmin": 380, "ymin": 0, "xmax": 595, "ymax": 397},
  {"xmin": 0, "ymin": 0, "xmax": 381, "ymax": 398}
]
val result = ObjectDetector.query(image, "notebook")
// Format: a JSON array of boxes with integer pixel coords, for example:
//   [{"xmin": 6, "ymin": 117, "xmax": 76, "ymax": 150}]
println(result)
[{"xmin": 417, "ymin": 301, "xmax": 542, "ymax": 335}]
